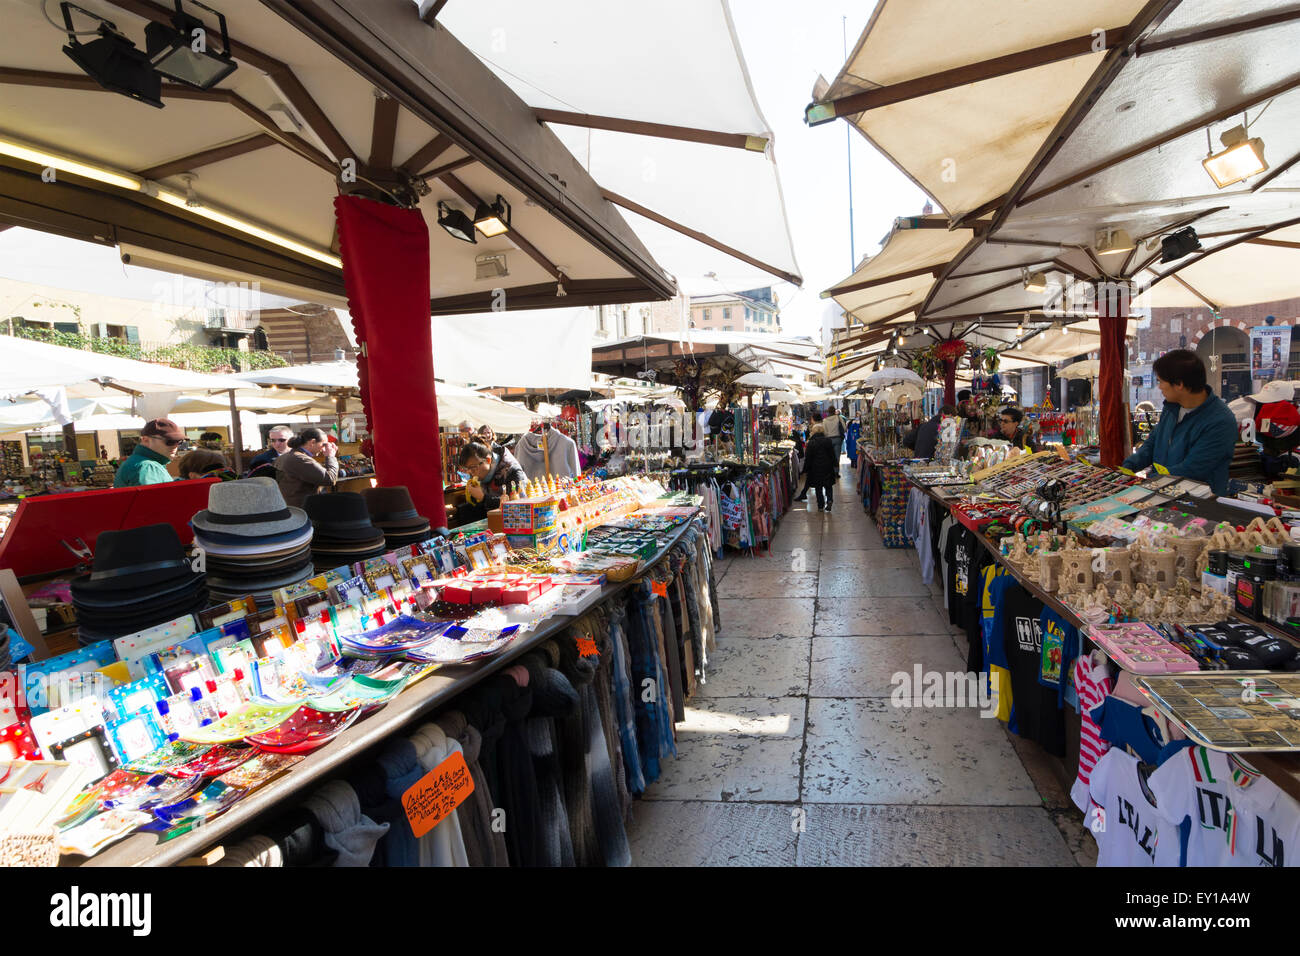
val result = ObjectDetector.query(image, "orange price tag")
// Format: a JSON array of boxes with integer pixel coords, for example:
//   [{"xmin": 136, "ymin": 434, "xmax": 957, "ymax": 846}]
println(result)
[
  {"xmin": 575, "ymin": 635, "xmax": 598, "ymax": 658},
  {"xmin": 401, "ymin": 750, "xmax": 475, "ymax": 839},
  {"xmin": 651, "ymin": 580, "xmax": 668, "ymax": 598}
]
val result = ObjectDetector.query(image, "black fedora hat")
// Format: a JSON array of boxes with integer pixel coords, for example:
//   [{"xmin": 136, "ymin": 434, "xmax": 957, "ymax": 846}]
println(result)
[
  {"xmin": 70, "ymin": 524, "xmax": 196, "ymax": 597},
  {"xmin": 192, "ymin": 478, "xmax": 309, "ymax": 538},
  {"xmin": 76, "ymin": 593, "xmax": 208, "ymax": 637},
  {"xmin": 72, "ymin": 571, "xmax": 206, "ymax": 610},
  {"xmin": 304, "ymin": 493, "xmax": 382, "ymax": 543},
  {"xmin": 363, "ymin": 486, "xmax": 429, "ymax": 531},
  {"xmin": 309, "ymin": 533, "xmax": 387, "ymax": 551},
  {"xmin": 204, "ymin": 546, "xmax": 314, "ymax": 576},
  {"xmin": 206, "ymin": 560, "xmax": 314, "ymax": 594},
  {"xmin": 384, "ymin": 526, "xmax": 432, "ymax": 547}
]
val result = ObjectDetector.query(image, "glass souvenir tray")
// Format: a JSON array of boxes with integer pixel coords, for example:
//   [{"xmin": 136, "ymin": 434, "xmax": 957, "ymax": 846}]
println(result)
[
  {"xmin": 167, "ymin": 744, "xmax": 256, "ymax": 779},
  {"xmin": 245, "ymin": 706, "xmax": 360, "ymax": 753},
  {"xmin": 181, "ymin": 703, "xmax": 301, "ymax": 745},
  {"xmin": 1136, "ymin": 674, "xmax": 1300, "ymax": 752},
  {"xmin": 404, "ymin": 624, "xmax": 521, "ymax": 664}
]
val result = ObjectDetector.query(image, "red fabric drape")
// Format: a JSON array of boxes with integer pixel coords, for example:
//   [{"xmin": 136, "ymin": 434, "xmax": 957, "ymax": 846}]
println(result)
[
  {"xmin": 1097, "ymin": 293, "xmax": 1128, "ymax": 468},
  {"xmin": 334, "ymin": 195, "xmax": 446, "ymax": 526},
  {"xmin": 943, "ymin": 359, "xmax": 957, "ymax": 405}
]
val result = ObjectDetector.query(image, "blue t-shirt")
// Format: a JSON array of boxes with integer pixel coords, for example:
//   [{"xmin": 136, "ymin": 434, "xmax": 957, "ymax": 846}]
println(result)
[
  {"xmin": 1038, "ymin": 607, "xmax": 1080, "ymax": 708},
  {"xmin": 1090, "ymin": 697, "xmax": 1164, "ymax": 765},
  {"xmin": 986, "ymin": 574, "xmax": 1020, "ymax": 733}
]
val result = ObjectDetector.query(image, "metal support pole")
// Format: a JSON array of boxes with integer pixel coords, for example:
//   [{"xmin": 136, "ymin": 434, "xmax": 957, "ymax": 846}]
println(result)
[{"xmin": 228, "ymin": 390, "xmax": 244, "ymax": 472}]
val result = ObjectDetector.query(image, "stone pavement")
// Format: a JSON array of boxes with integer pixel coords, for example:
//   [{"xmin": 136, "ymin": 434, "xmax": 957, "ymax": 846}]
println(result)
[{"xmin": 627, "ymin": 462, "xmax": 1095, "ymax": 866}]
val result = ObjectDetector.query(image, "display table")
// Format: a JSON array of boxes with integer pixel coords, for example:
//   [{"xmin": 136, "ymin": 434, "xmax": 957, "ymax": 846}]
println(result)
[
  {"xmin": 904, "ymin": 471, "xmax": 1300, "ymax": 806},
  {"xmin": 859, "ymin": 454, "xmax": 910, "ymax": 548},
  {"xmin": 78, "ymin": 517, "xmax": 705, "ymax": 867}
]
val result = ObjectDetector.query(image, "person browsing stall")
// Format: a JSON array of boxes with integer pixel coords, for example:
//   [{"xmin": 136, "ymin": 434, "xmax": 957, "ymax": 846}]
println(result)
[
  {"xmin": 275, "ymin": 427, "xmax": 339, "ymax": 508},
  {"xmin": 914, "ymin": 404, "xmax": 958, "ymax": 459},
  {"xmin": 455, "ymin": 440, "xmax": 528, "ymax": 525},
  {"xmin": 801, "ymin": 423, "xmax": 838, "ymax": 512},
  {"xmin": 114, "ymin": 418, "xmax": 184, "ymax": 487},
  {"xmin": 177, "ymin": 449, "xmax": 237, "ymax": 481},
  {"xmin": 1121, "ymin": 349, "xmax": 1239, "ymax": 495},
  {"xmin": 246, "ymin": 425, "xmax": 293, "ymax": 478},
  {"xmin": 999, "ymin": 406, "xmax": 1037, "ymax": 452}
]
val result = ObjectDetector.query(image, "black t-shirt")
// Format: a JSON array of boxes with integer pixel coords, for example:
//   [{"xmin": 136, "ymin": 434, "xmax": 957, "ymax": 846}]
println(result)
[
  {"xmin": 999, "ymin": 582, "xmax": 1066, "ymax": 757},
  {"xmin": 947, "ymin": 526, "xmax": 976, "ymax": 630},
  {"xmin": 963, "ymin": 546, "xmax": 992, "ymax": 674}
]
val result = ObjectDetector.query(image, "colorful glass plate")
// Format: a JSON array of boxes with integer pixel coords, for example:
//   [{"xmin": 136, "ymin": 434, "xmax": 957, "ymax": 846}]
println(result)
[{"xmin": 180, "ymin": 703, "xmax": 301, "ymax": 745}]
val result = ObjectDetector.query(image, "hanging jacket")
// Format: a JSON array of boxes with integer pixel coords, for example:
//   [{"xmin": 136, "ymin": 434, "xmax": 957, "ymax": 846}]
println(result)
[
  {"xmin": 802, "ymin": 433, "xmax": 838, "ymax": 485},
  {"xmin": 512, "ymin": 428, "xmax": 581, "ymax": 479}
]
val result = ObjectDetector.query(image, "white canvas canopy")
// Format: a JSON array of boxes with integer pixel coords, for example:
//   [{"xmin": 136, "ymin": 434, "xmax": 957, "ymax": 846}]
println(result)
[
  {"xmin": 438, "ymin": 0, "xmax": 802, "ymax": 290},
  {"xmin": 0, "ymin": 336, "xmax": 257, "ymax": 400},
  {"xmin": 816, "ymin": 2, "xmax": 1300, "ymax": 392},
  {"xmin": 232, "ymin": 360, "xmax": 536, "ymax": 432}
]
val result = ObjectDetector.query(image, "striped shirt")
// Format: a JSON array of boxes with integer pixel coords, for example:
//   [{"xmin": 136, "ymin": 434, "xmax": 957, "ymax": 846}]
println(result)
[{"xmin": 1071, "ymin": 654, "xmax": 1114, "ymax": 813}]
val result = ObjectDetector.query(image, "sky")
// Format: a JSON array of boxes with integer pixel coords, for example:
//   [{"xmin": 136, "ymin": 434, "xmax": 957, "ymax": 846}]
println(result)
[
  {"xmin": 0, "ymin": 1, "xmax": 927, "ymax": 340},
  {"xmin": 728, "ymin": 0, "xmax": 928, "ymax": 337}
]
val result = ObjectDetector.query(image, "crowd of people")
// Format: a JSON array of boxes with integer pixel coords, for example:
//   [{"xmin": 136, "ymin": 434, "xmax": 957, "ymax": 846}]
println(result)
[
  {"xmin": 114, "ymin": 419, "xmax": 342, "ymax": 510},
  {"xmin": 111, "ymin": 417, "xmax": 536, "ymax": 529}
]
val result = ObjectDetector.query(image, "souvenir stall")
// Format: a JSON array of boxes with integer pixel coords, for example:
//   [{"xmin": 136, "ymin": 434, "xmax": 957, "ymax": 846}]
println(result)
[
  {"xmin": 0, "ymin": 469, "xmax": 721, "ymax": 867},
  {"xmin": 902, "ymin": 447, "xmax": 1300, "ymax": 857},
  {"xmin": 590, "ymin": 333, "xmax": 803, "ymax": 557}
]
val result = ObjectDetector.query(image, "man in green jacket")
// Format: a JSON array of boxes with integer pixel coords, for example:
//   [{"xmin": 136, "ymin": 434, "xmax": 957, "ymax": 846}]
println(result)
[{"xmin": 113, "ymin": 418, "xmax": 185, "ymax": 487}]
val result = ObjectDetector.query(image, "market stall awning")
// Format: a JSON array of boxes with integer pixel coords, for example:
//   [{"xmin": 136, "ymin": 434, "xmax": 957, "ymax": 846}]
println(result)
[
  {"xmin": 428, "ymin": 309, "xmax": 595, "ymax": 389},
  {"xmin": 816, "ymin": 1, "xmax": 1300, "ymax": 392},
  {"xmin": 439, "ymin": 0, "xmax": 802, "ymax": 290},
  {"xmin": 0, "ymin": 335, "xmax": 260, "ymax": 400},
  {"xmin": 232, "ymin": 359, "xmax": 536, "ymax": 431},
  {"xmin": 0, "ymin": 0, "xmax": 676, "ymax": 313}
]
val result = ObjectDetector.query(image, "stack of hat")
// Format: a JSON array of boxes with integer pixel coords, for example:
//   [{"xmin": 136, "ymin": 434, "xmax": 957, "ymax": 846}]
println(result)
[
  {"xmin": 191, "ymin": 478, "xmax": 315, "ymax": 605},
  {"xmin": 304, "ymin": 493, "xmax": 387, "ymax": 570},
  {"xmin": 363, "ymin": 486, "xmax": 432, "ymax": 550},
  {"xmin": 70, "ymin": 523, "xmax": 208, "ymax": 645}
]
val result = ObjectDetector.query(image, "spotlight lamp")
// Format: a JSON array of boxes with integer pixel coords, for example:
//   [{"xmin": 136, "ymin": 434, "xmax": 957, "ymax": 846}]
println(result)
[
  {"xmin": 144, "ymin": 0, "xmax": 238, "ymax": 90},
  {"xmin": 1022, "ymin": 269, "xmax": 1047, "ymax": 294},
  {"xmin": 1160, "ymin": 226, "xmax": 1203, "ymax": 263},
  {"xmin": 473, "ymin": 194, "xmax": 511, "ymax": 237},
  {"xmin": 1203, "ymin": 124, "xmax": 1267, "ymax": 189},
  {"xmin": 60, "ymin": 2, "xmax": 163, "ymax": 108},
  {"xmin": 1096, "ymin": 228, "xmax": 1135, "ymax": 257},
  {"xmin": 437, "ymin": 201, "xmax": 477, "ymax": 243}
]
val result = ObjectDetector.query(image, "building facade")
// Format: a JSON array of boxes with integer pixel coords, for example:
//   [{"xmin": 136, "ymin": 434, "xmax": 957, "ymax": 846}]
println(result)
[{"xmin": 689, "ymin": 287, "xmax": 781, "ymax": 334}]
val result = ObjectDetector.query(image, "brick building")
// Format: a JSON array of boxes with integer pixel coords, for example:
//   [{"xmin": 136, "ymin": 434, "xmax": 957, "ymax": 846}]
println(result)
[{"xmin": 1129, "ymin": 299, "xmax": 1300, "ymax": 404}]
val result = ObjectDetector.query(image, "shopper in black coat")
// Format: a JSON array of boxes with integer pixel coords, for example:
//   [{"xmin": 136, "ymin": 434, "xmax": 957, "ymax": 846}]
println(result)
[{"xmin": 802, "ymin": 424, "xmax": 838, "ymax": 511}]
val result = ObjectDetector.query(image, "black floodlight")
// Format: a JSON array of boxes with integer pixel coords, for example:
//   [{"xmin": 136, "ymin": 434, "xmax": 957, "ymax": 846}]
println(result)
[
  {"xmin": 437, "ymin": 202, "xmax": 477, "ymax": 244},
  {"xmin": 145, "ymin": 0, "xmax": 238, "ymax": 90},
  {"xmin": 60, "ymin": 2, "xmax": 163, "ymax": 108},
  {"xmin": 1160, "ymin": 226, "xmax": 1203, "ymax": 264}
]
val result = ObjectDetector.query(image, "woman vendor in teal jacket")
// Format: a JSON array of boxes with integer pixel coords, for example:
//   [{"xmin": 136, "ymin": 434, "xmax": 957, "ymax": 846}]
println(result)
[{"xmin": 1121, "ymin": 350, "xmax": 1239, "ymax": 495}]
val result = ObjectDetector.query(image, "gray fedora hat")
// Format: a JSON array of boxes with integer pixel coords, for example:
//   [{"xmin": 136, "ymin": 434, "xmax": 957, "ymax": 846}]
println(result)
[{"xmin": 191, "ymin": 477, "xmax": 309, "ymax": 538}]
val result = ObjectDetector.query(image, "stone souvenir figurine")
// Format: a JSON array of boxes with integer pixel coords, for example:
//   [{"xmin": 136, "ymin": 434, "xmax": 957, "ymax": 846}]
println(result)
[
  {"xmin": 1038, "ymin": 550, "xmax": 1063, "ymax": 592},
  {"xmin": 1097, "ymin": 547, "xmax": 1135, "ymax": 592},
  {"xmin": 1060, "ymin": 543, "xmax": 1094, "ymax": 593},
  {"xmin": 1007, "ymin": 536, "xmax": 1032, "ymax": 569},
  {"xmin": 1139, "ymin": 593, "xmax": 1164, "ymax": 621},
  {"xmin": 1170, "ymin": 536, "xmax": 1206, "ymax": 583},
  {"xmin": 1138, "ymin": 544, "xmax": 1177, "ymax": 591}
]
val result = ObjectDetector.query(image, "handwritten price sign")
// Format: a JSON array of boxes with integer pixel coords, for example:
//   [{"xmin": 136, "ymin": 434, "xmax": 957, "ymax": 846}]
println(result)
[{"xmin": 401, "ymin": 750, "xmax": 475, "ymax": 838}]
